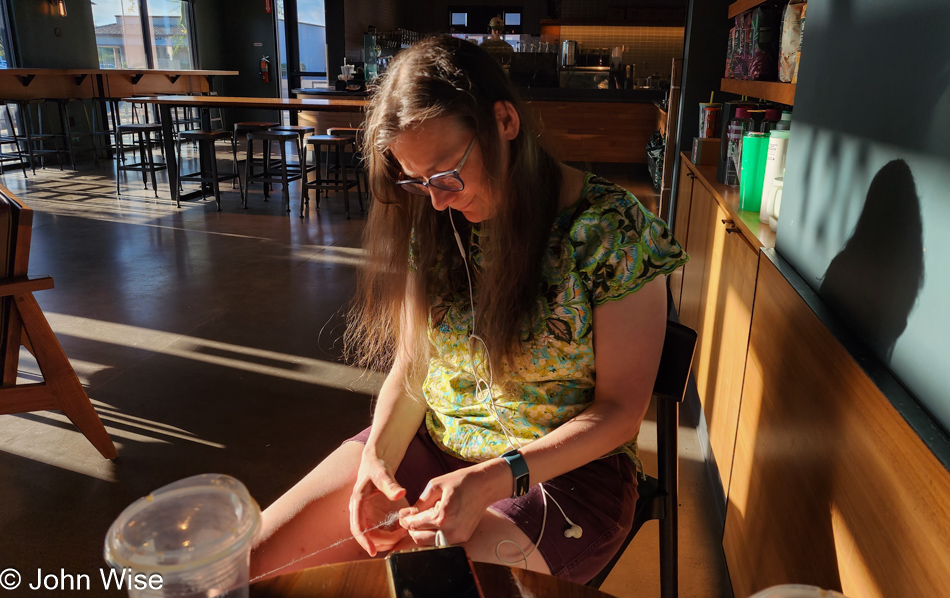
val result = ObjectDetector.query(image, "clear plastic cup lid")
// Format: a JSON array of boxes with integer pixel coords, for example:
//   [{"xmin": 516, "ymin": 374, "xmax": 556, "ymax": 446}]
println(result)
[{"xmin": 104, "ymin": 474, "xmax": 261, "ymax": 574}]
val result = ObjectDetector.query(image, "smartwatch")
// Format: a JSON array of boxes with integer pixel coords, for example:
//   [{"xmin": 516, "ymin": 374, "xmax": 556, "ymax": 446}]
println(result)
[{"xmin": 501, "ymin": 449, "xmax": 530, "ymax": 498}]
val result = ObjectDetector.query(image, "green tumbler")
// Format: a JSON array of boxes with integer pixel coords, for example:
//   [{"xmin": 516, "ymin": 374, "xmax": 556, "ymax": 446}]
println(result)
[{"xmin": 739, "ymin": 132, "xmax": 768, "ymax": 212}]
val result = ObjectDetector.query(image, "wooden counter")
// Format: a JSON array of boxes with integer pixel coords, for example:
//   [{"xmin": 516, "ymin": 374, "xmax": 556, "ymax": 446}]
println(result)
[
  {"xmin": 0, "ymin": 69, "xmax": 237, "ymax": 100},
  {"xmin": 680, "ymin": 153, "xmax": 775, "ymax": 249}
]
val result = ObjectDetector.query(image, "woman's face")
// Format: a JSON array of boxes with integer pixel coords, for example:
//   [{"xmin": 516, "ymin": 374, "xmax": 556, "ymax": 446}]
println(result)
[{"xmin": 390, "ymin": 116, "xmax": 496, "ymax": 223}]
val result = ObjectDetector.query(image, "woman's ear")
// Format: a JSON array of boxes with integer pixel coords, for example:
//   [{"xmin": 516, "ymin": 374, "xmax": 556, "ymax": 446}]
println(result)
[{"xmin": 494, "ymin": 100, "xmax": 521, "ymax": 141}]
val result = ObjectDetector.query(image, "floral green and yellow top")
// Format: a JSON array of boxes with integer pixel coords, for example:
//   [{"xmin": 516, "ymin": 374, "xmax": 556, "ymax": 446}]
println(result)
[{"xmin": 422, "ymin": 174, "xmax": 688, "ymax": 472}]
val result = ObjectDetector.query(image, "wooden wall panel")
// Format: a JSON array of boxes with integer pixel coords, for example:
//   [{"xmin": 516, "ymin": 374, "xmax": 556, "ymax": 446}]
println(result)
[
  {"xmin": 724, "ymin": 253, "xmax": 950, "ymax": 598},
  {"xmin": 526, "ymin": 101, "xmax": 656, "ymax": 163},
  {"xmin": 704, "ymin": 231, "xmax": 757, "ymax": 495}
]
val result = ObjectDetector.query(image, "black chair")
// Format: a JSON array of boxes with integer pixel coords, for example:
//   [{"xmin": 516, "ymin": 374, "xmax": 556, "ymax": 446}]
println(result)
[{"xmin": 586, "ymin": 320, "xmax": 697, "ymax": 597}]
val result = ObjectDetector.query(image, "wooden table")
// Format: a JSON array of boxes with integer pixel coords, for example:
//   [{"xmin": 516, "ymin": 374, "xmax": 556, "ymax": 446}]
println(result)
[
  {"xmin": 250, "ymin": 558, "xmax": 617, "ymax": 598},
  {"xmin": 124, "ymin": 95, "xmax": 367, "ymax": 206}
]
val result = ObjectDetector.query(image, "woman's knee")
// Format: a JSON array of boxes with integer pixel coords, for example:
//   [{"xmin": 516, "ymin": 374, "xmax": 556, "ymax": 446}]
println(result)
[{"xmin": 462, "ymin": 509, "xmax": 551, "ymax": 576}]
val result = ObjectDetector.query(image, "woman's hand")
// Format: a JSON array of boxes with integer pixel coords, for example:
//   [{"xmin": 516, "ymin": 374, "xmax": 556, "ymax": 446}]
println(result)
[
  {"xmin": 349, "ymin": 452, "xmax": 411, "ymax": 557},
  {"xmin": 398, "ymin": 460, "xmax": 509, "ymax": 546}
]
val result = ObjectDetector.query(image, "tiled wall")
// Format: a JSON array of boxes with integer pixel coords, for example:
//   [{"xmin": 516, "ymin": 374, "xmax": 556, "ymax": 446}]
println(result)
[{"xmin": 561, "ymin": 25, "xmax": 684, "ymax": 78}]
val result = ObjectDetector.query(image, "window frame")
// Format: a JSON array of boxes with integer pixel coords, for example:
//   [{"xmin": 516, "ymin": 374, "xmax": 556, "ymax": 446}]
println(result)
[{"xmin": 0, "ymin": 0, "xmax": 16, "ymax": 69}]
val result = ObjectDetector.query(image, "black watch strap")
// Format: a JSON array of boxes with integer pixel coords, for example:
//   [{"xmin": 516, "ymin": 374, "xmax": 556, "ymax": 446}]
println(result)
[{"xmin": 501, "ymin": 449, "xmax": 530, "ymax": 498}]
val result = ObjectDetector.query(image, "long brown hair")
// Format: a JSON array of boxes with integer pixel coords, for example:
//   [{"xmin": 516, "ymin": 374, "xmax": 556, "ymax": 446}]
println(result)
[{"xmin": 346, "ymin": 35, "xmax": 562, "ymax": 385}]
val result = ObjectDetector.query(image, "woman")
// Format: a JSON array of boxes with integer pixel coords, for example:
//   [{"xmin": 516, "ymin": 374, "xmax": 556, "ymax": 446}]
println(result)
[{"xmin": 250, "ymin": 35, "xmax": 687, "ymax": 584}]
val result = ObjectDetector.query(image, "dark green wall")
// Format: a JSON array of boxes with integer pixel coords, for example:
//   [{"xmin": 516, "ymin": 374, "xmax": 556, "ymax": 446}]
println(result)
[
  {"xmin": 9, "ymin": 0, "xmax": 98, "ymax": 68},
  {"xmin": 193, "ymin": 0, "xmax": 280, "ymax": 123}
]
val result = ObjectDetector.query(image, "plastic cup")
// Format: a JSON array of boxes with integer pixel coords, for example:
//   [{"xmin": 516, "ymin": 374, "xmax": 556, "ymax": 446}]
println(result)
[
  {"xmin": 698, "ymin": 103, "xmax": 721, "ymax": 138},
  {"xmin": 104, "ymin": 474, "xmax": 261, "ymax": 598}
]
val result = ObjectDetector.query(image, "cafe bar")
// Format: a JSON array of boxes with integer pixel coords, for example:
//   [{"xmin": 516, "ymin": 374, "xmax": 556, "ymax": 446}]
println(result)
[{"xmin": 0, "ymin": 0, "xmax": 947, "ymax": 596}]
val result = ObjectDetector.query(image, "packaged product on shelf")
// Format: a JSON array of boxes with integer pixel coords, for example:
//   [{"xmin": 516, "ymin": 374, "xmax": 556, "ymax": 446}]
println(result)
[
  {"xmin": 730, "ymin": 15, "xmax": 747, "ymax": 79},
  {"xmin": 692, "ymin": 137, "xmax": 721, "ymax": 165},
  {"xmin": 740, "ymin": 13, "xmax": 752, "ymax": 80},
  {"xmin": 748, "ymin": 6, "xmax": 782, "ymax": 81},
  {"xmin": 779, "ymin": 0, "xmax": 804, "ymax": 82},
  {"xmin": 793, "ymin": 2, "xmax": 807, "ymax": 84},
  {"xmin": 739, "ymin": 132, "xmax": 769, "ymax": 211},
  {"xmin": 725, "ymin": 24, "xmax": 737, "ymax": 78}
]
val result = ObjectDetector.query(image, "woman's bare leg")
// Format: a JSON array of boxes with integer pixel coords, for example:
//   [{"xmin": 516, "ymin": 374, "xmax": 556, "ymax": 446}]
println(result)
[{"xmin": 250, "ymin": 441, "xmax": 410, "ymax": 581}]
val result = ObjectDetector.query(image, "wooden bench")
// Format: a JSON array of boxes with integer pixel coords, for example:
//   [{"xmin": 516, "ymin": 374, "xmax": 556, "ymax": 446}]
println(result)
[{"xmin": 0, "ymin": 183, "xmax": 116, "ymax": 459}]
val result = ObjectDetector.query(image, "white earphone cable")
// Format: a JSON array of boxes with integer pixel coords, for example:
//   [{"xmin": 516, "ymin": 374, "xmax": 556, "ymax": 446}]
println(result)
[{"xmin": 447, "ymin": 208, "xmax": 580, "ymax": 570}]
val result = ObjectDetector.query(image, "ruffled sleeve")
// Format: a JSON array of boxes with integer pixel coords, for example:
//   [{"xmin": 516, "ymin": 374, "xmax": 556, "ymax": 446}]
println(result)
[{"xmin": 570, "ymin": 178, "xmax": 688, "ymax": 305}]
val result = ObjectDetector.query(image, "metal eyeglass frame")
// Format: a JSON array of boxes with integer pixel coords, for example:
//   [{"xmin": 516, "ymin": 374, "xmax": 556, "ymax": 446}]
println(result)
[{"xmin": 396, "ymin": 136, "xmax": 477, "ymax": 196}]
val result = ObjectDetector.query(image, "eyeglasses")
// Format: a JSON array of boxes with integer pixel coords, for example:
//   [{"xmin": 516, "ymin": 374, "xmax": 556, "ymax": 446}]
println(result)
[{"xmin": 396, "ymin": 136, "xmax": 476, "ymax": 196}]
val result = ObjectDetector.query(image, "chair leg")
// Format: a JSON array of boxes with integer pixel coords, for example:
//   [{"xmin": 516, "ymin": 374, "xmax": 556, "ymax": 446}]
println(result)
[
  {"xmin": 115, "ymin": 133, "xmax": 123, "ymax": 196},
  {"xmin": 263, "ymin": 141, "xmax": 271, "ymax": 200},
  {"xmin": 658, "ymin": 398, "xmax": 679, "ymax": 598},
  {"xmin": 137, "ymin": 132, "xmax": 148, "ymax": 188},
  {"xmin": 145, "ymin": 132, "xmax": 158, "ymax": 198},
  {"xmin": 231, "ymin": 133, "xmax": 238, "ymax": 189},
  {"xmin": 280, "ymin": 141, "xmax": 290, "ymax": 212},
  {"xmin": 299, "ymin": 140, "xmax": 308, "ymax": 218},
  {"xmin": 242, "ymin": 138, "xmax": 252, "ymax": 209},
  {"xmin": 209, "ymin": 141, "xmax": 222, "ymax": 211},
  {"xmin": 14, "ymin": 292, "xmax": 117, "ymax": 459}
]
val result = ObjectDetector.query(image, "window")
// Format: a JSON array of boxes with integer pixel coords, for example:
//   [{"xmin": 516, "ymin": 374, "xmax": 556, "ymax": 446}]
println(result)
[
  {"xmin": 451, "ymin": 12, "xmax": 468, "ymax": 27},
  {"xmin": 146, "ymin": 0, "xmax": 194, "ymax": 69},
  {"xmin": 0, "ymin": 2, "xmax": 13, "ymax": 68},
  {"xmin": 92, "ymin": 0, "xmax": 196, "ymax": 69}
]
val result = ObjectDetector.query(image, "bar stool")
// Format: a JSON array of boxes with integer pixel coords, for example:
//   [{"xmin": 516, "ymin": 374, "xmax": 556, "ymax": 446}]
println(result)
[
  {"xmin": 231, "ymin": 122, "xmax": 279, "ymax": 188},
  {"xmin": 21, "ymin": 99, "xmax": 71, "ymax": 171},
  {"xmin": 242, "ymin": 130, "xmax": 302, "ymax": 212},
  {"xmin": 268, "ymin": 124, "xmax": 315, "ymax": 179},
  {"xmin": 115, "ymin": 123, "xmax": 167, "ymax": 198},
  {"xmin": 302, "ymin": 135, "xmax": 363, "ymax": 219},
  {"xmin": 91, "ymin": 98, "xmax": 122, "ymax": 163},
  {"xmin": 176, "ymin": 129, "xmax": 239, "ymax": 211},
  {"xmin": 62, "ymin": 98, "xmax": 99, "ymax": 167},
  {"xmin": 326, "ymin": 126, "xmax": 368, "ymax": 203},
  {"xmin": 0, "ymin": 101, "xmax": 30, "ymax": 176}
]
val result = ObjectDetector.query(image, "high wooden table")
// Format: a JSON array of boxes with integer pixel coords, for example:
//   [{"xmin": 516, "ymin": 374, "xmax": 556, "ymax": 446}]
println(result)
[
  {"xmin": 124, "ymin": 95, "xmax": 367, "ymax": 206},
  {"xmin": 250, "ymin": 558, "xmax": 617, "ymax": 597}
]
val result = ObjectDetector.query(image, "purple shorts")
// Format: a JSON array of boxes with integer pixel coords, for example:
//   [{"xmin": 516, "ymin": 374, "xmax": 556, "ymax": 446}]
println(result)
[{"xmin": 345, "ymin": 424, "xmax": 638, "ymax": 584}]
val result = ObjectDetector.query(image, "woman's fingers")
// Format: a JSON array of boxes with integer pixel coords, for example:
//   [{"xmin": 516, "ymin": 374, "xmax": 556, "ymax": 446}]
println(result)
[
  {"xmin": 349, "ymin": 491, "xmax": 376, "ymax": 556},
  {"xmin": 371, "ymin": 459, "xmax": 407, "ymax": 502},
  {"xmin": 407, "ymin": 529, "xmax": 438, "ymax": 546}
]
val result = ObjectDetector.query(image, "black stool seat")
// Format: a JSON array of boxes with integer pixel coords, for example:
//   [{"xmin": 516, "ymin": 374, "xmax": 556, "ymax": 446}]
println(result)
[
  {"xmin": 307, "ymin": 134, "xmax": 348, "ymax": 145},
  {"xmin": 234, "ymin": 121, "xmax": 278, "ymax": 130},
  {"xmin": 117, "ymin": 123, "xmax": 163, "ymax": 133},
  {"xmin": 270, "ymin": 125, "xmax": 316, "ymax": 133},
  {"xmin": 247, "ymin": 130, "xmax": 298, "ymax": 142},
  {"xmin": 179, "ymin": 129, "xmax": 232, "ymax": 141}
]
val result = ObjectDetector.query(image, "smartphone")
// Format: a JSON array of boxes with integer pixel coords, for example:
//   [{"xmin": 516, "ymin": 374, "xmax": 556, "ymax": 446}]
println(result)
[{"xmin": 386, "ymin": 545, "xmax": 484, "ymax": 598}]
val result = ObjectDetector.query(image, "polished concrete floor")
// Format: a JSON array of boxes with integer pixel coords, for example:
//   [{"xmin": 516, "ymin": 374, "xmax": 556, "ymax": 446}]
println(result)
[{"xmin": 0, "ymin": 150, "xmax": 731, "ymax": 598}]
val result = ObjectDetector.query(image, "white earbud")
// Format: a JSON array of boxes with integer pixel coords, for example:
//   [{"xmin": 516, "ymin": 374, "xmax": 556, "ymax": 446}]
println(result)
[{"xmin": 563, "ymin": 515, "xmax": 583, "ymax": 539}]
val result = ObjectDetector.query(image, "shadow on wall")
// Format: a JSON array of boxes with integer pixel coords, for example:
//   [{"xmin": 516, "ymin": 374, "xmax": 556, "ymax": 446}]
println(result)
[{"xmin": 818, "ymin": 159, "xmax": 925, "ymax": 362}]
